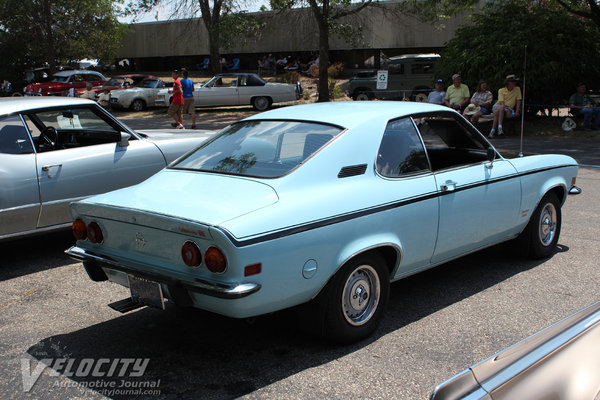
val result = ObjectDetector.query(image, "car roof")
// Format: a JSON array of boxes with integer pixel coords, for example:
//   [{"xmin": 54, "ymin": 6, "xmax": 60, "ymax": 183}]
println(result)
[
  {"xmin": 213, "ymin": 73, "xmax": 258, "ymax": 78},
  {"xmin": 111, "ymin": 74, "xmax": 155, "ymax": 79},
  {"xmin": 386, "ymin": 53, "xmax": 440, "ymax": 61},
  {"xmin": 54, "ymin": 70, "xmax": 105, "ymax": 77},
  {"xmin": 244, "ymin": 101, "xmax": 452, "ymax": 129},
  {"xmin": 0, "ymin": 97, "xmax": 97, "ymax": 116}
]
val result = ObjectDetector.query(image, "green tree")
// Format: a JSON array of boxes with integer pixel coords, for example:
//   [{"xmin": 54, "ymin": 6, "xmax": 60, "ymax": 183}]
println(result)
[
  {"xmin": 128, "ymin": 0, "xmax": 262, "ymax": 74},
  {"xmin": 0, "ymin": 0, "xmax": 128, "ymax": 79},
  {"xmin": 555, "ymin": 0, "xmax": 600, "ymax": 27},
  {"xmin": 271, "ymin": 0, "xmax": 374, "ymax": 102},
  {"xmin": 270, "ymin": 0, "xmax": 478, "ymax": 103},
  {"xmin": 434, "ymin": 1, "xmax": 600, "ymax": 107}
]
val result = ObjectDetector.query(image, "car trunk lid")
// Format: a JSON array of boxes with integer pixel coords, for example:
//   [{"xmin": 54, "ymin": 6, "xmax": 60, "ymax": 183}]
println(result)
[{"xmin": 76, "ymin": 169, "xmax": 279, "ymax": 226}]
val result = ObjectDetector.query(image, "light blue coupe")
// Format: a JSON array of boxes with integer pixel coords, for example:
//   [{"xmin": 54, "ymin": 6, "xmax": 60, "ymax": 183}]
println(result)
[{"xmin": 66, "ymin": 102, "xmax": 580, "ymax": 343}]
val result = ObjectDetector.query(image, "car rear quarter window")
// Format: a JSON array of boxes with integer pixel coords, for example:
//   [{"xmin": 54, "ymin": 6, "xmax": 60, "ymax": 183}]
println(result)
[
  {"xmin": 171, "ymin": 120, "xmax": 343, "ymax": 178},
  {"xmin": 376, "ymin": 117, "xmax": 429, "ymax": 177},
  {"xmin": 0, "ymin": 115, "xmax": 34, "ymax": 154}
]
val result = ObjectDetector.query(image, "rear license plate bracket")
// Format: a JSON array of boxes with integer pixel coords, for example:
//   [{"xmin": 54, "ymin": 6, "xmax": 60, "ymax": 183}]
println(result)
[{"xmin": 128, "ymin": 275, "xmax": 165, "ymax": 310}]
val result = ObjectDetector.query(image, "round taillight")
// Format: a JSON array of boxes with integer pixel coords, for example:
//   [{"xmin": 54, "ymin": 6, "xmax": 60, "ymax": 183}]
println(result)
[
  {"xmin": 72, "ymin": 219, "xmax": 87, "ymax": 240},
  {"xmin": 87, "ymin": 222, "xmax": 104, "ymax": 244},
  {"xmin": 181, "ymin": 241, "xmax": 202, "ymax": 267},
  {"xmin": 205, "ymin": 246, "xmax": 227, "ymax": 274}
]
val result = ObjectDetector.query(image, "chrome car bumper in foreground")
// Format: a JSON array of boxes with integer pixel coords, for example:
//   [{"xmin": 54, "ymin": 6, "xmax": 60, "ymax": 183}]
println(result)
[{"xmin": 65, "ymin": 246, "xmax": 261, "ymax": 299}]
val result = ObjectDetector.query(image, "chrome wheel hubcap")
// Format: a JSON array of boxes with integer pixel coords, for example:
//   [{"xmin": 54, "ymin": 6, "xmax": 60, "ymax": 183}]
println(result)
[
  {"xmin": 342, "ymin": 265, "xmax": 380, "ymax": 326},
  {"xmin": 539, "ymin": 203, "xmax": 557, "ymax": 246},
  {"xmin": 255, "ymin": 97, "xmax": 268, "ymax": 109}
]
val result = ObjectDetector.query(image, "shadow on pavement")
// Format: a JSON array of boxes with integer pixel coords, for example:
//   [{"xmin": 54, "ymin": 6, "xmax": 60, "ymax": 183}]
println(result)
[
  {"xmin": 0, "ymin": 230, "xmax": 76, "ymax": 282},
  {"xmin": 26, "ymin": 242, "xmax": 556, "ymax": 399}
]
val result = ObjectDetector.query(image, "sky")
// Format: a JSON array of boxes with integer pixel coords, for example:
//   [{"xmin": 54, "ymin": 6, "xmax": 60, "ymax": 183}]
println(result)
[{"xmin": 120, "ymin": 1, "xmax": 270, "ymax": 24}]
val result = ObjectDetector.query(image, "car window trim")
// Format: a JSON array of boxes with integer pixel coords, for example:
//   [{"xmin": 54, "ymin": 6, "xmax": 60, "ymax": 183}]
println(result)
[
  {"xmin": 12, "ymin": 104, "xmax": 138, "ymax": 139},
  {"xmin": 409, "ymin": 111, "xmax": 504, "ymax": 172},
  {"xmin": 16, "ymin": 113, "xmax": 37, "ymax": 154}
]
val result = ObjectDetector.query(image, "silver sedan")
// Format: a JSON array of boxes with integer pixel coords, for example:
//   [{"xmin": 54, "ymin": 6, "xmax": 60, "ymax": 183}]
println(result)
[{"xmin": 0, "ymin": 97, "xmax": 213, "ymax": 241}]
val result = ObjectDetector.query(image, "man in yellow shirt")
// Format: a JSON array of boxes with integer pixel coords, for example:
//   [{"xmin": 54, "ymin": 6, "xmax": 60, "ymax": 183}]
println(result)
[
  {"xmin": 444, "ymin": 74, "xmax": 470, "ymax": 111},
  {"xmin": 489, "ymin": 74, "xmax": 522, "ymax": 137}
]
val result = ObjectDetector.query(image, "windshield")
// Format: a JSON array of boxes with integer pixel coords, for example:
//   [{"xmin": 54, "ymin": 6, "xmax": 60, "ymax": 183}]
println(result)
[{"xmin": 171, "ymin": 120, "xmax": 343, "ymax": 178}]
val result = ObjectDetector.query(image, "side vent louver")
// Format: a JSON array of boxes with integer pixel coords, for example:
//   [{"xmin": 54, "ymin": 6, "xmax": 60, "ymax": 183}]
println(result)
[{"xmin": 338, "ymin": 164, "xmax": 368, "ymax": 178}]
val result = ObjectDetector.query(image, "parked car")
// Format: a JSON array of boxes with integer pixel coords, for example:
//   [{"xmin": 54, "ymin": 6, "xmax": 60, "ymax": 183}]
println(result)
[
  {"xmin": 73, "ymin": 74, "xmax": 156, "ymax": 97},
  {"xmin": 347, "ymin": 53, "xmax": 439, "ymax": 101},
  {"xmin": 65, "ymin": 102, "xmax": 579, "ymax": 343},
  {"xmin": 24, "ymin": 70, "xmax": 107, "ymax": 96},
  {"xmin": 155, "ymin": 73, "xmax": 302, "ymax": 111},
  {"xmin": 431, "ymin": 301, "xmax": 600, "ymax": 400},
  {"xmin": 109, "ymin": 78, "xmax": 170, "ymax": 111},
  {"xmin": 0, "ymin": 97, "xmax": 213, "ymax": 241},
  {"xmin": 1, "ymin": 67, "xmax": 52, "ymax": 97}
]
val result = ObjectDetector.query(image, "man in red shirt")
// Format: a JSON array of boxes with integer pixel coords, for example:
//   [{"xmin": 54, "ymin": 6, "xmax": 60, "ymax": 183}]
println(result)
[{"xmin": 168, "ymin": 70, "xmax": 185, "ymax": 129}]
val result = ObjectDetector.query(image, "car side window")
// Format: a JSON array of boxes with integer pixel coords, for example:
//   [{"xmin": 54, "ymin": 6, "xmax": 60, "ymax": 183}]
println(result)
[
  {"xmin": 376, "ymin": 117, "xmax": 429, "ymax": 177},
  {"xmin": 87, "ymin": 74, "xmax": 102, "ymax": 82},
  {"xmin": 410, "ymin": 62, "xmax": 435, "ymax": 74},
  {"xmin": 72, "ymin": 75, "xmax": 85, "ymax": 83},
  {"xmin": 387, "ymin": 62, "xmax": 404, "ymax": 75},
  {"xmin": 27, "ymin": 107, "xmax": 122, "ymax": 151},
  {"xmin": 0, "ymin": 115, "xmax": 34, "ymax": 154},
  {"xmin": 414, "ymin": 114, "xmax": 489, "ymax": 171}
]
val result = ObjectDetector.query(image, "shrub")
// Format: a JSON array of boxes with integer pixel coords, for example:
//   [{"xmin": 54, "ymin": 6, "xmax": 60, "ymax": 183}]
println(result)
[{"xmin": 328, "ymin": 62, "xmax": 344, "ymax": 78}]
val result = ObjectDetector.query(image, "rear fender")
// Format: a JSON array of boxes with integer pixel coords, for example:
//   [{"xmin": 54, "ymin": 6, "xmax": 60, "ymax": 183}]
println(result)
[{"xmin": 312, "ymin": 234, "xmax": 403, "ymax": 299}]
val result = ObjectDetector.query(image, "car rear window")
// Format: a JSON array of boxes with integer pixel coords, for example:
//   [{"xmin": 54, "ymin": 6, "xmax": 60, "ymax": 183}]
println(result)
[{"xmin": 171, "ymin": 120, "xmax": 343, "ymax": 178}]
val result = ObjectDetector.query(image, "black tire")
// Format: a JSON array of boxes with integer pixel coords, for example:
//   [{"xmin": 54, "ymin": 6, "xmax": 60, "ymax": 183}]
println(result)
[
  {"xmin": 318, "ymin": 253, "xmax": 390, "ymax": 344},
  {"xmin": 130, "ymin": 99, "xmax": 145, "ymax": 112},
  {"xmin": 354, "ymin": 91, "xmax": 373, "ymax": 101},
  {"xmin": 252, "ymin": 96, "xmax": 271, "ymax": 111},
  {"xmin": 516, "ymin": 191, "xmax": 562, "ymax": 259}
]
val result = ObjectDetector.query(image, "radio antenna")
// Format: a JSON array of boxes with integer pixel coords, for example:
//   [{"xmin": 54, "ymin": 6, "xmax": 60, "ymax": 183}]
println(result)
[{"xmin": 519, "ymin": 45, "xmax": 527, "ymax": 157}]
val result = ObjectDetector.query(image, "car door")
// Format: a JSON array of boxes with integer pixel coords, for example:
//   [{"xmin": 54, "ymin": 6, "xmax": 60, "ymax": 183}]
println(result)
[
  {"xmin": 386, "ymin": 61, "xmax": 406, "ymax": 99},
  {"xmin": 201, "ymin": 77, "xmax": 239, "ymax": 106},
  {"xmin": 236, "ymin": 75, "xmax": 257, "ymax": 105},
  {"xmin": 0, "ymin": 115, "xmax": 39, "ymax": 238},
  {"xmin": 414, "ymin": 113, "xmax": 521, "ymax": 264},
  {"xmin": 374, "ymin": 117, "xmax": 439, "ymax": 276},
  {"xmin": 25, "ymin": 105, "xmax": 167, "ymax": 228}
]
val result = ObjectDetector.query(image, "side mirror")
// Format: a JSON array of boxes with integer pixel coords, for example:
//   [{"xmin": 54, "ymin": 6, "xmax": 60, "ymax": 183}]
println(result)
[
  {"xmin": 118, "ymin": 132, "xmax": 131, "ymax": 147},
  {"xmin": 487, "ymin": 146, "xmax": 495, "ymax": 162},
  {"xmin": 486, "ymin": 146, "xmax": 495, "ymax": 168}
]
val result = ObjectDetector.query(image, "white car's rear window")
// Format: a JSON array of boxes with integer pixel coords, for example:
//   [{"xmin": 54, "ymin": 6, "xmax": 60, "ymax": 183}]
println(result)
[{"xmin": 171, "ymin": 120, "xmax": 343, "ymax": 178}]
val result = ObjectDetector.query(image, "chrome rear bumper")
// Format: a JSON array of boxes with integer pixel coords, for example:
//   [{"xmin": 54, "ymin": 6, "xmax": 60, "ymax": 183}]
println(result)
[{"xmin": 65, "ymin": 246, "xmax": 260, "ymax": 299}]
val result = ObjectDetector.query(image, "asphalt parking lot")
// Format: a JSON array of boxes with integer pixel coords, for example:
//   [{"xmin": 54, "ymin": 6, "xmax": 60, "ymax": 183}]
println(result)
[{"xmin": 0, "ymin": 111, "xmax": 599, "ymax": 400}]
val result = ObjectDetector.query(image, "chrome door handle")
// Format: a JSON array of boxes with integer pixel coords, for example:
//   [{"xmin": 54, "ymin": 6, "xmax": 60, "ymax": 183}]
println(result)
[
  {"xmin": 440, "ymin": 181, "xmax": 457, "ymax": 192},
  {"xmin": 42, "ymin": 164, "xmax": 62, "ymax": 171}
]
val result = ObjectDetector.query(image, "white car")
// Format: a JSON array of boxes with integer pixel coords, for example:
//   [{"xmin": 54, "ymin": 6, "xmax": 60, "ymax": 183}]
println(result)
[
  {"xmin": 0, "ymin": 97, "xmax": 213, "ymax": 240},
  {"xmin": 109, "ymin": 78, "xmax": 169, "ymax": 111},
  {"xmin": 155, "ymin": 73, "xmax": 302, "ymax": 111}
]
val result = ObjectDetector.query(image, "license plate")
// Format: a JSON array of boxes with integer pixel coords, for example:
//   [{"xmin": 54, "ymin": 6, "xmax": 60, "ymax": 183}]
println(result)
[{"xmin": 128, "ymin": 275, "xmax": 165, "ymax": 310}]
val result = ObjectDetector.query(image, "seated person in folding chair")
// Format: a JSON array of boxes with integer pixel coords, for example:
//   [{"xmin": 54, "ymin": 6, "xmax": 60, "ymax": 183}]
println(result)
[
  {"xmin": 489, "ymin": 74, "xmax": 522, "ymax": 138},
  {"xmin": 569, "ymin": 82, "xmax": 600, "ymax": 130}
]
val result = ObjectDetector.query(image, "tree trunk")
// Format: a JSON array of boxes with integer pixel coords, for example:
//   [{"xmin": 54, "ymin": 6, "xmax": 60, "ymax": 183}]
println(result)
[
  {"xmin": 41, "ymin": 0, "xmax": 57, "ymax": 73},
  {"xmin": 316, "ymin": 16, "xmax": 330, "ymax": 102},
  {"xmin": 208, "ymin": 28, "xmax": 220, "ymax": 74}
]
